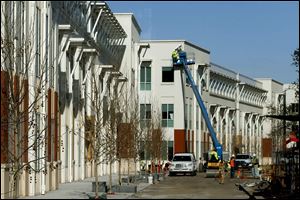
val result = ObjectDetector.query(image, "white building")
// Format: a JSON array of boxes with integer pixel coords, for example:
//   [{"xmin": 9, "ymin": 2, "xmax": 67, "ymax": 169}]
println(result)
[
  {"xmin": 2, "ymin": 2, "xmax": 296, "ymax": 199},
  {"xmin": 1, "ymin": 1, "xmax": 127, "ymax": 198}
]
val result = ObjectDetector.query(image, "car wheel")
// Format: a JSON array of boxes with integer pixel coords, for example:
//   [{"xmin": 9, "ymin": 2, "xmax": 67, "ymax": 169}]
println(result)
[{"xmin": 169, "ymin": 172, "xmax": 174, "ymax": 176}]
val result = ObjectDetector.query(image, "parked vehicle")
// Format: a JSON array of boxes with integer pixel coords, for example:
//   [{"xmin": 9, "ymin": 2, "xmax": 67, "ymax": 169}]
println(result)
[
  {"xmin": 169, "ymin": 153, "xmax": 197, "ymax": 176},
  {"xmin": 235, "ymin": 153, "xmax": 253, "ymax": 169}
]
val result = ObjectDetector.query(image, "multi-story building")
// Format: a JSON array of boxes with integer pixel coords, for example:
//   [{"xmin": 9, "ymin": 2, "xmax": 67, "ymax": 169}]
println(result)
[
  {"xmin": 2, "ymin": 1, "xmax": 296, "ymax": 199},
  {"xmin": 1, "ymin": 1, "xmax": 127, "ymax": 198}
]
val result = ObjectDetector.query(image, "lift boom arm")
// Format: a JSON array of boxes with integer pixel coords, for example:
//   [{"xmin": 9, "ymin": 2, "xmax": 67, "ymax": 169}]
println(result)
[{"xmin": 173, "ymin": 49, "xmax": 223, "ymax": 160}]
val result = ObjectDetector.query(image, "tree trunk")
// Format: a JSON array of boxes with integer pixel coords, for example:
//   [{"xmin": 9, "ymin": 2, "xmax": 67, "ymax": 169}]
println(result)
[
  {"xmin": 94, "ymin": 158, "xmax": 99, "ymax": 198},
  {"xmin": 108, "ymin": 161, "xmax": 112, "ymax": 193},
  {"xmin": 118, "ymin": 159, "xmax": 121, "ymax": 185},
  {"xmin": 127, "ymin": 158, "xmax": 130, "ymax": 184}
]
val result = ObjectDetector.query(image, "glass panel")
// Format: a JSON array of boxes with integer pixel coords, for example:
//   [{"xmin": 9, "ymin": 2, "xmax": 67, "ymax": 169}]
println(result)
[
  {"xmin": 140, "ymin": 67, "xmax": 145, "ymax": 82},
  {"xmin": 140, "ymin": 104, "xmax": 145, "ymax": 120},
  {"xmin": 169, "ymin": 104, "xmax": 174, "ymax": 120},
  {"xmin": 162, "ymin": 120, "xmax": 168, "ymax": 127},
  {"xmin": 146, "ymin": 104, "xmax": 151, "ymax": 119},
  {"xmin": 140, "ymin": 83, "xmax": 145, "ymax": 90},
  {"xmin": 169, "ymin": 104, "xmax": 174, "ymax": 112},
  {"xmin": 162, "ymin": 104, "xmax": 167, "ymax": 111},
  {"xmin": 146, "ymin": 66, "xmax": 151, "ymax": 82},
  {"xmin": 168, "ymin": 120, "xmax": 174, "ymax": 127},
  {"xmin": 162, "ymin": 111, "xmax": 168, "ymax": 119},
  {"xmin": 168, "ymin": 141, "xmax": 174, "ymax": 161},
  {"xmin": 146, "ymin": 83, "xmax": 151, "ymax": 90}
]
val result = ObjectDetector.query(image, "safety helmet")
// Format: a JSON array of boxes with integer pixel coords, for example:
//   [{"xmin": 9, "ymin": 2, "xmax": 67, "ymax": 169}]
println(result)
[
  {"xmin": 253, "ymin": 153, "xmax": 256, "ymax": 157},
  {"xmin": 231, "ymin": 154, "xmax": 235, "ymax": 157}
]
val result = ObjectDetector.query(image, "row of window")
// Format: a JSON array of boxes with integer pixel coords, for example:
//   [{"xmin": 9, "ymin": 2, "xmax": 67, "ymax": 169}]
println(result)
[
  {"xmin": 140, "ymin": 62, "xmax": 175, "ymax": 91},
  {"xmin": 140, "ymin": 104, "xmax": 174, "ymax": 128}
]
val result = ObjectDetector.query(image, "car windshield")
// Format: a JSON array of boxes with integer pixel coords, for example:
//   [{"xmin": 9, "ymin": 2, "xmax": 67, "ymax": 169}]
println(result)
[
  {"xmin": 236, "ymin": 155, "xmax": 250, "ymax": 159},
  {"xmin": 173, "ymin": 156, "xmax": 192, "ymax": 161}
]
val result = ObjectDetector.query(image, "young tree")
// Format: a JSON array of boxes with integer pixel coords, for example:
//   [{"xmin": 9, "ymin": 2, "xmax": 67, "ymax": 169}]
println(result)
[{"xmin": 1, "ymin": 2, "xmax": 52, "ymax": 198}]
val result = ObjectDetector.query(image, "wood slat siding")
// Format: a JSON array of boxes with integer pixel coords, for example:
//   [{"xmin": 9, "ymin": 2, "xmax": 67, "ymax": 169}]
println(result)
[
  {"xmin": 262, "ymin": 138, "xmax": 272, "ymax": 157},
  {"xmin": 1, "ymin": 71, "xmax": 9, "ymax": 163},
  {"xmin": 174, "ymin": 129, "xmax": 186, "ymax": 154},
  {"xmin": 47, "ymin": 89, "xmax": 52, "ymax": 162}
]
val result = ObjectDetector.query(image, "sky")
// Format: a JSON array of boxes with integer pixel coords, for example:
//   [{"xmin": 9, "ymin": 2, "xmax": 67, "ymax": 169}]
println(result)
[{"xmin": 107, "ymin": 1, "xmax": 299, "ymax": 84}]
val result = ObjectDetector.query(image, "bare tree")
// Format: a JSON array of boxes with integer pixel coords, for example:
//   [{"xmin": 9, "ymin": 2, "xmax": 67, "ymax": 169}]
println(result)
[
  {"xmin": 150, "ymin": 103, "xmax": 165, "ymax": 176},
  {"xmin": 1, "ymin": 2, "xmax": 52, "ymax": 198}
]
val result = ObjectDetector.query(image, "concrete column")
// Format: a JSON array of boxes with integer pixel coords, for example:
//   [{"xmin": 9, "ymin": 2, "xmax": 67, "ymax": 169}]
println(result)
[
  {"xmin": 249, "ymin": 115, "xmax": 253, "ymax": 154},
  {"xmin": 1, "ymin": 164, "xmax": 9, "ymax": 199},
  {"xmin": 60, "ymin": 112, "xmax": 66, "ymax": 183},
  {"xmin": 225, "ymin": 109, "xmax": 230, "ymax": 152},
  {"xmin": 240, "ymin": 112, "xmax": 245, "ymax": 153},
  {"xmin": 216, "ymin": 107, "xmax": 220, "ymax": 142}
]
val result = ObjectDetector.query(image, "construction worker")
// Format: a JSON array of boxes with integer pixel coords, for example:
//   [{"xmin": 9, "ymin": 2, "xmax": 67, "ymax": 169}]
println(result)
[
  {"xmin": 230, "ymin": 155, "xmax": 235, "ymax": 178},
  {"xmin": 218, "ymin": 160, "xmax": 225, "ymax": 184},
  {"xmin": 224, "ymin": 161, "xmax": 231, "ymax": 177},
  {"xmin": 209, "ymin": 149, "xmax": 218, "ymax": 162},
  {"xmin": 252, "ymin": 154, "xmax": 259, "ymax": 178},
  {"xmin": 172, "ymin": 49, "xmax": 180, "ymax": 64}
]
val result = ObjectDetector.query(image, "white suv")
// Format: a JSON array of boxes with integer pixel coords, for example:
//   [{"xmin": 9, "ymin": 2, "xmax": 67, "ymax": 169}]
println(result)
[
  {"xmin": 235, "ymin": 154, "xmax": 252, "ymax": 169},
  {"xmin": 169, "ymin": 153, "xmax": 197, "ymax": 176}
]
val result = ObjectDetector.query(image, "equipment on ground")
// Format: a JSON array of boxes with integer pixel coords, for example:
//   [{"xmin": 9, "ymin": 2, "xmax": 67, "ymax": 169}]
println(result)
[{"xmin": 172, "ymin": 47, "xmax": 223, "ymax": 177}]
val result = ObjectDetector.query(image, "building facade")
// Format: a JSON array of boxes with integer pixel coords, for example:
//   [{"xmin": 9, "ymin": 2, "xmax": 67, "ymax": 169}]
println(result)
[
  {"xmin": 1, "ymin": 1, "xmax": 127, "ymax": 198},
  {"xmin": 1, "ymin": 1, "xmax": 295, "ymax": 199}
]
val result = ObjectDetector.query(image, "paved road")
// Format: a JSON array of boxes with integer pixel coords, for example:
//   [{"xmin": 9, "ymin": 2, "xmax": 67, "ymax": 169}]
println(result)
[{"xmin": 130, "ymin": 172, "xmax": 250, "ymax": 199}]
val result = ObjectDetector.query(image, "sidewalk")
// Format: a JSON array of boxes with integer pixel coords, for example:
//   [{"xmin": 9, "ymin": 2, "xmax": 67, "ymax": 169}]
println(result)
[{"xmin": 21, "ymin": 174, "xmax": 152, "ymax": 199}]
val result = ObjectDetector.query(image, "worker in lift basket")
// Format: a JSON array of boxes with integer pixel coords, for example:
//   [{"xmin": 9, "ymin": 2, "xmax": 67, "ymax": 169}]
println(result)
[{"xmin": 172, "ymin": 46, "xmax": 182, "ymax": 64}]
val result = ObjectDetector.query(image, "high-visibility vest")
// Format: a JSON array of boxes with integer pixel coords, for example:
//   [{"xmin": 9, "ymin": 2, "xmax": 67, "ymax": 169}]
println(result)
[
  {"xmin": 210, "ymin": 151, "xmax": 218, "ymax": 160},
  {"xmin": 230, "ymin": 159, "xmax": 235, "ymax": 167},
  {"xmin": 172, "ymin": 51, "xmax": 179, "ymax": 60}
]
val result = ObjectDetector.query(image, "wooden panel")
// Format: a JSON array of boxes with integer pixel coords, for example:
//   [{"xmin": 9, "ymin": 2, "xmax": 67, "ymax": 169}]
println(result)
[
  {"xmin": 187, "ymin": 130, "xmax": 190, "ymax": 152},
  {"xmin": 54, "ymin": 91, "xmax": 58, "ymax": 161},
  {"xmin": 262, "ymin": 138, "xmax": 272, "ymax": 157},
  {"xmin": 152, "ymin": 129, "xmax": 162, "ymax": 159},
  {"xmin": 174, "ymin": 129, "xmax": 186, "ymax": 154},
  {"xmin": 1, "ymin": 71, "xmax": 9, "ymax": 163},
  {"xmin": 47, "ymin": 89, "xmax": 52, "ymax": 162},
  {"xmin": 117, "ymin": 123, "xmax": 133, "ymax": 158},
  {"xmin": 23, "ymin": 79, "xmax": 29, "ymax": 163}
]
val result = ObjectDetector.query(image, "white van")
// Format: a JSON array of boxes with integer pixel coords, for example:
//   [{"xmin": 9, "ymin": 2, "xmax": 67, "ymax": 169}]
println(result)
[{"xmin": 169, "ymin": 153, "xmax": 197, "ymax": 176}]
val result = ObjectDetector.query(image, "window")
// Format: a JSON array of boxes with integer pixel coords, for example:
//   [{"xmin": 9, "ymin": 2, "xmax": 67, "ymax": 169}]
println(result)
[
  {"xmin": 140, "ymin": 61, "xmax": 151, "ymax": 90},
  {"xmin": 162, "ymin": 104, "xmax": 174, "ymax": 127},
  {"xmin": 140, "ymin": 104, "xmax": 151, "ymax": 128},
  {"xmin": 35, "ymin": 7, "xmax": 41, "ymax": 77},
  {"xmin": 168, "ymin": 141, "xmax": 174, "ymax": 161},
  {"xmin": 162, "ymin": 67, "xmax": 174, "ymax": 82}
]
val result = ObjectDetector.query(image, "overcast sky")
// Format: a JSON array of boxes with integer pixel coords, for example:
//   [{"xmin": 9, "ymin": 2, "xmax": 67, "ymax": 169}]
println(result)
[{"xmin": 108, "ymin": 1, "xmax": 299, "ymax": 84}]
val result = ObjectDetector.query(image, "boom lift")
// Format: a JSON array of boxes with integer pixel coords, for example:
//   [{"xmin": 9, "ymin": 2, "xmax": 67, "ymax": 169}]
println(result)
[{"xmin": 172, "ymin": 46, "xmax": 223, "ymax": 177}]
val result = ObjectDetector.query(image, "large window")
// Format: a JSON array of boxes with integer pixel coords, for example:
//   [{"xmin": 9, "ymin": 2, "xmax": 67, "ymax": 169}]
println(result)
[
  {"xmin": 162, "ymin": 67, "xmax": 174, "ymax": 82},
  {"xmin": 140, "ymin": 104, "xmax": 151, "ymax": 128},
  {"xmin": 140, "ymin": 61, "xmax": 151, "ymax": 90},
  {"xmin": 162, "ymin": 104, "xmax": 174, "ymax": 127}
]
